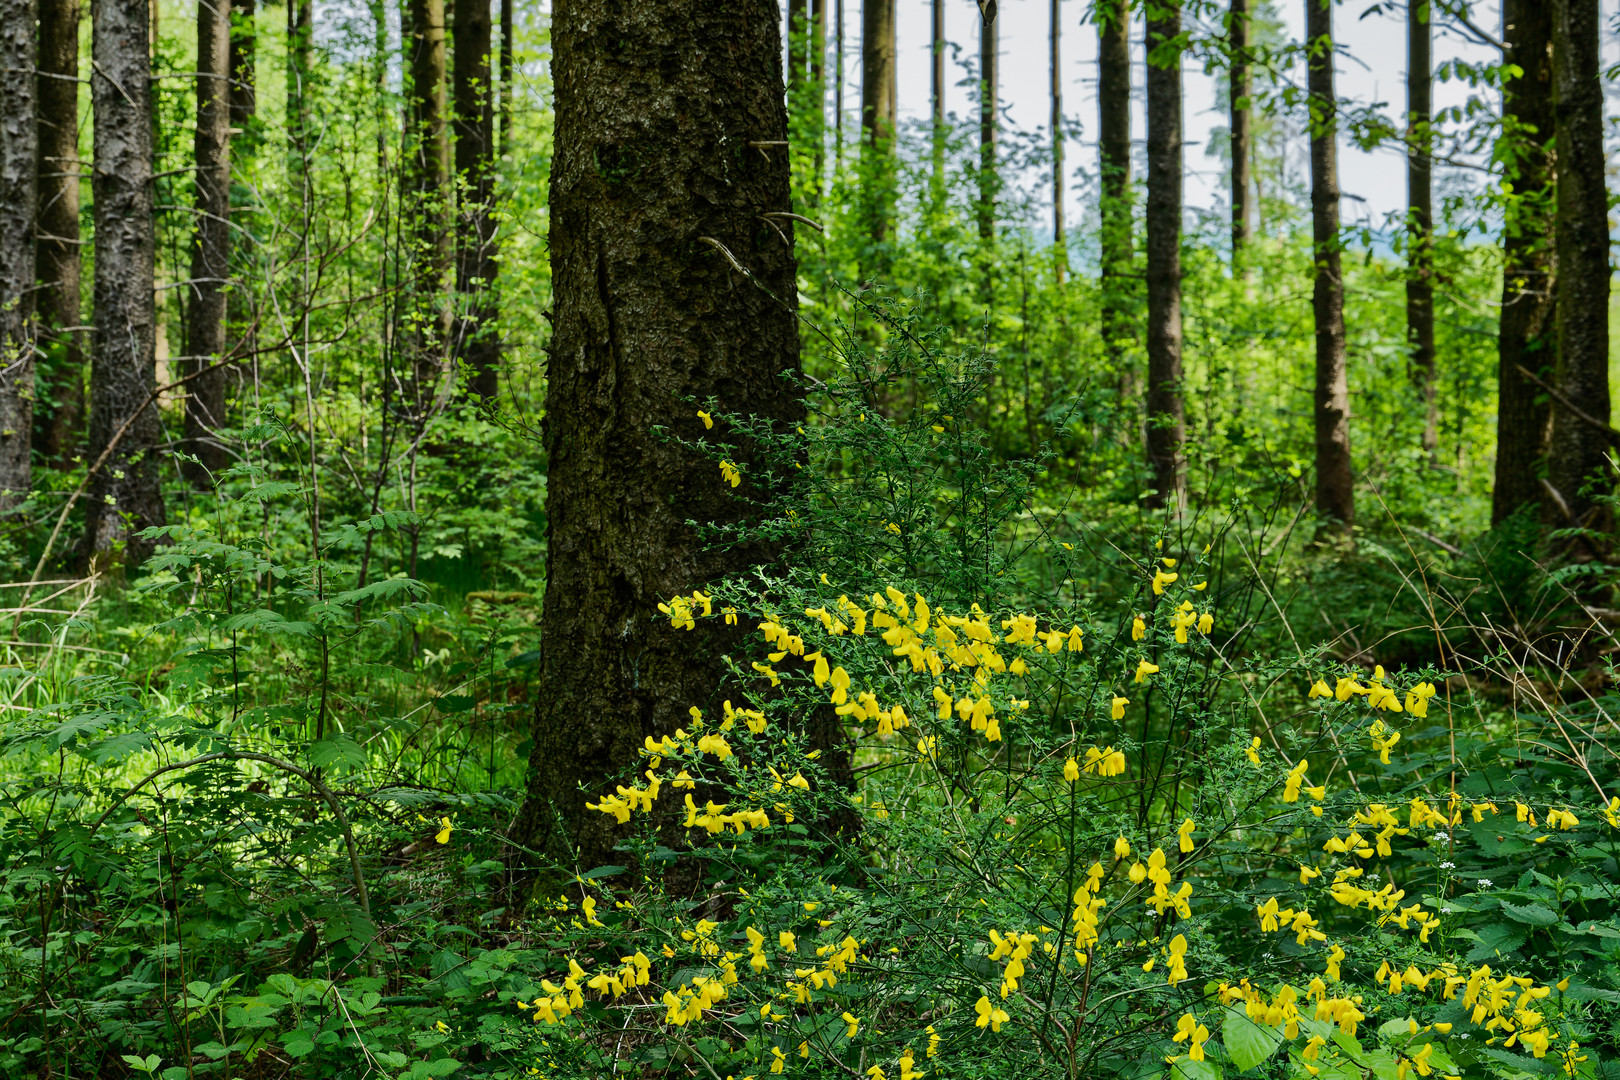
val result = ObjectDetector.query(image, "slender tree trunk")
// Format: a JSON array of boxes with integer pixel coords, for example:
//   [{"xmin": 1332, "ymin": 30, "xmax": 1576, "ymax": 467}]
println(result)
[
  {"xmin": 230, "ymin": 0, "xmax": 255, "ymax": 126},
  {"xmin": 1546, "ymin": 0, "xmax": 1611, "ymax": 531},
  {"xmin": 810, "ymin": 0, "xmax": 825, "ymax": 198},
  {"xmin": 1491, "ymin": 0, "xmax": 1555, "ymax": 526},
  {"xmin": 977, "ymin": 1, "xmax": 996, "ymax": 241},
  {"xmin": 0, "ymin": 0, "xmax": 36, "ymax": 509},
  {"xmin": 453, "ymin": 0, "xmax": 500, "ymax": 399},
  {"xmin": 788, "ymin": 0, "xmax": 808, "ymax": 88},
  {"xmin": 1144, "ymin": 0, "xmax": 1183, "ymax": 512},
  {"xmin": 407, "ymin": 0, "xmax": 451, "ymax": 394},
  {"xmin": 499, "ymin": 0, "xmax": 513, "ymax": 153},
  {"xmin": 1406, "ymin": 0, "xmax": 1435, "ymax": 453},
  {"xmin": 930, "ymin": 0, "xmax": 943, "ymax": 186},
  {"xmin": 1097, "ymin": 0, "xmax": 1132, "ymax": 376},
  {"xmin": 287, "ymin": 0, "xmax": 310, "ymax": 155},
  {"xmin": 1228, "ymin": 0, "xmax": 1251, "ymax": 272},
  {"xmin": 1306, "ymin": 0, "xmax": 1352, "ymax": 530},
  {"xmin": 1050, "ymin": 0, "xmax": 1063, "ymax": 280},
  {"xmin": 87, "ymin": 0, "xmax": 164, "ymax": 563},
  {"xmin": 507, "ymin": 0, "xmax": 806, "ymax": 886},
  {"xmin": 35, "ymin": 0, "xmax": 81, "ymax": 468},
  {"xmin": 860, "ymin": 0, "xmax": 895, "ymax": 143},
  {"xmin": 183, "ymin": 0, "xmax": 233, "ymax": 484}
]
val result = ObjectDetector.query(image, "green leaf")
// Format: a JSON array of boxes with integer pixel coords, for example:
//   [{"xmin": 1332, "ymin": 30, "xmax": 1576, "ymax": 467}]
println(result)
[
  {"xmin": 1501, "ymin": 900, "xmax": 1560, "ymax": 926},
  {"xmin": 1171, "ymin": 1059, "xmax": 1223, "ymax": 1080},
  {"xmin": 1222, "ymin": 1007, "xmax": 1283, "ymax": 1072},
  {"xmin": 282, "ymin": 1029, "xmax": 315, "ymax": 1057}
]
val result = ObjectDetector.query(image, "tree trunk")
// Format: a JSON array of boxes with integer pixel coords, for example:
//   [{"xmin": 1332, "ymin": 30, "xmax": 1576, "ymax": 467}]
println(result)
[
  {"xmin": 230, "ymin": 0, "xmax": 255, "ymax": 126},
  {"xmin": 86, "ymin": 0, "xmax": 164, "ymax": 564},
  {"xmin": 1406, "ymin": 0, "xmax": 1435, "ymax": 454},
  {"xmin": 1490, "ymin": 0, "xmax": 1555, "ymax": 527},
  {"xmin": 182, "ymin": 0, "xmax": 232, "ymax": 484},
  {"xmin": 977, "ymin": 1, "xmax": 996, "ymax": 241},
  {"xmin": 506, "ymin": 0, "xmax": 805, "ymax": 887},
  {"xmin": 788, "ymin": 0, "xmax": 808, "ymax": 88},
  {"xmin": 34, "ymin": 0, "xmax": 83, "ymax": 468},
  {"xmin": 1050, "ymin": 0, "xmax": 1063, "ymax": 281},
  {"xmin": 1096, "ymin": 0, "xmax": 1132, "ymax": 375},
  {"xmin": 0, "ymin": 0, "xmax": 36, "ymax": 509},
  {"xmin": 453, "ymin": 0, "xmax": 499, "ymax": 399},
  {"xmin": 930, "ymin": 0, "xmax": 943, "ymax": 185},
  {"xmin": 1306, "ymin": 0, "xmax": 1352, "ymax": 530},
  {"xmin": 860, "ymin": 0, "xmax": 894, "ymax": 143},
  {"xmin": 1144, "ymin": 0, "xmax": 1183, "ymax": 513},
  {"xmin": 287, "ymin": 0, "xmax": 310, "ymax": 153},
  {"xmin": 1546, "ymin": 0, "xmax": 1611, "ymax": 531},
  {"xmin": 407, "ymin": 0, "xmax": 451, "ymax": 395},
  {"xmin": 1228, "ymin": 0, "xmax": 1251, "ymax": 271}
]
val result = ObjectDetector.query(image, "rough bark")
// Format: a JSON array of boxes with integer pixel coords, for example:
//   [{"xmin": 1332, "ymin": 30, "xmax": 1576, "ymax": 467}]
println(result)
[
  {"xmin": 1228, "ymin": 0, "xmax": 1251, "ymax": 269},
  {"xmin": 860, "ymin": 0, "xmax": 895, "ymax": 143},
  {"xmin": 86, "ymin": 0, "xmax": 165, "ymax": 563},
  {"xmin": 1097, "ymin": 0, "xmax": 1133, "ymax": 375},
  {"xmin": 1546, "ymin": 0, "xmax": 1611, "ymax": 530},
  {"xmin": 1144, "ymin": 0, "xmax": 1183, "ymax": 512},
  {"xmin": 452, "ymin": 0, "xmax": 499, "ymax": 399},
  {"xmin": 1306, "ymin": 0, "xmax": 1352, "ymax": 530},
  {"xmin": 407, "ymin": 0, "xmax": 451, "ymax": 393},
  {"xmin": 1050, "ymin": 0, "xmax": 1063, "ymax": 280},
  {"xmin": 977, "ymin": 1, "xmax": 996, "ymax": 241},
  {"xmin": 182, "ymin": 0, "xmax": 232, "ymax": 484},
  {"xmin": 498, "ymin": 0, "xmax": 512, "ymax": 154},
  {"xmin": 507, "ymin": 0, "xmax": 806, "ymax": 885},
  {"xmin": 1490, "ymin": 0, "xmax": 1555, "ymax": 526},
  {"xmin": 34, "ymin": 0, "xmax": 83, "ymax": 468},
  {"xmin": 1406, "ymin": 0, "xmax": 1435, "ymax": 453},
  {"xmin": 0, "ymin": 0, "xmax": 36, "ymax": 509}
]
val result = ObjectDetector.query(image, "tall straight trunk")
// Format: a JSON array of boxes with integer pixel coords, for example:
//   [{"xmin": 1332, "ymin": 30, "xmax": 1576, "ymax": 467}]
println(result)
[
  {"xmin": 1306, "ymin": 0, "xmax": 1352, "ymax": 530},
  {"xmin": 183, "ymin": 0, "xmax": 233, "ymax": 484},
  {"xmin": 930, "ymin": 0, "xmax": 943, "ymax": 185},
  {"xmin": 453, "ymin": 0, "xmax": 499, "ymax": 399},
  {"xmin": 407, "ymin": 0, "xmax": 451, "ymax": 392},
  {"xmin": 0, "ymin": 0, "xmax": 36, "ymax": 508},
  {"xmin": 1096, "ymin": 0, "xmax": 1132, "ymax": 374},
  {"xmin": 1050, "ymin": 0, "xmax": 1063, "ymax": 279},
  {"xmin": 977, "ymin": 1, "xmax": 996, "ymax": 241},
  {"xmin": 87, "ymin": 0, "xmax": 164, "ymax": 562},
  {"xmin": 1228, "ymin": 0, "xmax": 1251, "ymax": 270},
  {"xmin": 507, "ymin": 0, "xmax": 806, "ymax": 883},
  {"xmin": 860, "ymin": 0, "xmax": 895, "ymax": 143},
  {"xmin": 1491, "ymin": 0, "xmax": 1555, "ymax": 526},
  {"xmin": 1406, "ymin": 0, "xmax": 1435, "ymax": 453},
  {"xmin": 499, "ymin": 0, "xmax": 513, "ymax": 153},
  {"xmin": 230, "ymin": 0, "xmax": 255, "ymax": 126},
  {"xmin": 35, "ymin": 0, "xmax": 81, "ymax": 467},
  {"xmin": 1546, "ymin": 0, "xmax": 1611, "ymax": 530},
  {"xmin": 287, "ymin": 0, "xmax": 310, "ymax": 155},
  {"xmin": 788, "ymin": 0, "xmax": 808, "ymax": 87},
  {"xmin": 810, "ymin": 0, "xmax": 825, "ymax": 197},
  {"xmin": 1144, "ymin": 0, "xmax": 1183, "ymax": 512}
]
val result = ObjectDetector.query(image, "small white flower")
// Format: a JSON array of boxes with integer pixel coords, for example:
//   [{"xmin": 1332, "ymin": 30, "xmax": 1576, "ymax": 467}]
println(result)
[
  {"xmin": 1433, "ymin": 832, "xmax": 1450, "ymax": 844},
  {"xmin": 1441, "ymin": 907, "xmax": 1453, "ymax": 915},
  {"xmin": 1367, "ymin": 872, "xmax": 1380, "ymax": 881},
  {"xmin": 1440, "ymin": 861, "xmax": 1455, "ymax": 869},
  {"xmin": 1477, "ymin": 878, "xmax": 1493, "ymax": 888}
]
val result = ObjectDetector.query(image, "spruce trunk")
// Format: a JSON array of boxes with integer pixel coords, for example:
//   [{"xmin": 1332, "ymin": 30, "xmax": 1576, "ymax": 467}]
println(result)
[
  {"xmin": 0, "ymin": 0, "xmax": 37, "ymax": 508},
  {"xmin": 1407, "ymin": 1, "xmax": 1436, "ymax": 453},
  {"xmin": 35, "ymin": 0, "xmax": 83, "ymax": 467},
  {"xmin": 453, "ymin": 0, "xmax": 500, "ymax": 399},
  {"xmin": 1307, "ymin": 0, "xmax": 1352, "ymax": 531},
  {"xmin": 183, "ymin": 0, "xmax": 233, "ymax": 483},
  {"xmin": 1097, "ymin": 0, "xmax": 1132, "ymax": 378},
  {"xmin": 1145, "ymin": 0, "xmax": 1183, "ymax": 512}
]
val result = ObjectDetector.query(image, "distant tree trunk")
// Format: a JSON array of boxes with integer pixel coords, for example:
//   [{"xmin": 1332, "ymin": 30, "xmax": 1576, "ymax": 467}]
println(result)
[
  {"xmin": 1306, "ymin": 0, "xmax": 1352, "ymax": 531},
  {"xmin": 407, "ymin": 0, "xmax": 451, "ymax": 394},
  {"xmin": 35, "ymin": 0, "xmax": 83, "ymax": 468},
  {"xmin": 287, "ymin": 0, "xmax": 310, "ymax": 153},
  {"xmin": 507, "ymin": 0, "xmax": 805, "ymax": 887},
  {"xmin": 1546, "ymin": 0, "xmax": 1611, "ymax": 531},
  {"xmin": 810, "ymin": 0, "xmax": 825, "ymax": 197},
  {"xmin": 1050, "ymin": 0, "xmax": 1063, "ymax": 280},
  {"xmin": 86, "ymin": 0, "xmax": 164, "ymax": 563},
  {"xmin": 183, "ymin": 0, "xmax": 233, "ymax": 485},
  {"xmin": 788, "ymin": 0, "xmax": 808, "ymax": 87},
  {"xmin": 0, "ymin": 0, "xmax": 36, "ymax": 509},
  {"xmin": 499, "ymin": 0, "xmax": 513, "ymax": 153},
  {"xmin": 230, "ymin": 0, "xmax": 255, "ymax": 125},
  {"xmin": 1491, "ymin": 0, "xmax": 1555, "ymax": 527},
  {"xmin": 860, "ymin": 0, "xmax": 895, "ymax": 144},
  {"xmin": 1406, "ymin": 0, "xmax": 1435, "ymax": 454},
  {"xmin": 930, "ymin": 0, "xmax": 943, "ymax": 186},
  {"xmin": 1144, "ymin": 0, "xmax": 1183, "ymax": 512},
  {"xmin": 977, "ymin": 1, "xmax": 996, "ymax": 241},
  {"xmin": 1228, "ymin": 0, "xmax": 1251, "ymax": 272},
  {"xmin": 1097, "ymin": 0, "xmax": 1132, "ymax": 376},
  {"xmin": 453, "ymin": 0, "xmax": 500, "ymax": 400}
]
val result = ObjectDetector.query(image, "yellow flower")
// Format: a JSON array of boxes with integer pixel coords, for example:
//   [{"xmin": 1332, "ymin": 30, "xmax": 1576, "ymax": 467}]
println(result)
[
  {"xmin": 1177, "ymin": 818, "xmax": 1196, "ymax": 853},
  {"xmin": 1111, "ymin": 696, "xmax": 1129, "ymax": 719},
  {"xmin": 973, "ymin": 995, "xmax": 1010, "ymax": 1032},
  {"xmin": 1151, "ymin": 569, "xmax": 1178, "ymax": 595},
  {"xmin": 842, "ymin": 1011, "xmax": 860, "ymax": 1038},
  {"xmin": 697, "ymin": 409, "xmax": 713, "ymax": 429},
  {"xmin": 1063, "ymin": 757, "xmax": 1080, "ymax": 783},
  {"xmin": 435, "ymin": 816, "xmax": 454, "ymax": 844},
  {"xmin": 1134, "ymin": 660, "xmax": 1159, "ymax": 684},
  {"xmin": 1197, "ymin": 612, "xmax": 1213, "ymax": 634},
  {"xmin": 1246, "ymin": 735, "xmax": 1262, "ymax": 765},
  {"xmin": 1114, "ymin": 835, "xmax": 1131, "ymax": 860},
  {"xmin": 1131, "ymin": 616, "xmax": 1146, "ymax": 641},
  {"xmin": 1308, "ymin": 679, "xmax": 1333, "ymax": 699},
  {"xmin": 719, "ymin": 460, "xmax": 742, "ymax": 488}
]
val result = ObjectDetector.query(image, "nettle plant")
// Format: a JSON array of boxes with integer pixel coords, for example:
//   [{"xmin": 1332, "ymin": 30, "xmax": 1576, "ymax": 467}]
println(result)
[{"xmin": 488, "ymin": 552, "xmax": 1619, "ymax": 1080}]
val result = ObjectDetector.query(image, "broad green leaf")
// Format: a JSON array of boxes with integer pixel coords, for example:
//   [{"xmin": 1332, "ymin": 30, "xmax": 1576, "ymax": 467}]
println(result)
[{"xmin": 1222, "ymin": 1007, "xmax": 1283, "ymax": 1072}]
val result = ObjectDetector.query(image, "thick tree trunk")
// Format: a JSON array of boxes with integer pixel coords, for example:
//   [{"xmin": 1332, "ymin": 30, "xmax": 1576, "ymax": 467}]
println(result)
[
  {"xmin": 1491, "ymin": 0, "xmax": 1555, "ymax": 527},
  {"xmin": 507, "ymin": 0, "xmax": 805, "ymax": 886},
  {"xmin": 977, "ymin": 1, "xmax": 996, "ymax": 241},
  {"xmin": 86, "ymin": 0, "xmax": 164, "ymax": 563},
  {"xmin": 860, "ymin": 0, "xmax": 895, "ymax": 143},
  {"xmin": 1306, "ymin": 0, "xmax": 1352, "ymax": 530},
  {"xmin": 407, "ymin": 0, "xmax": 451, "ymax": 394},
  {"xmin": 1096, "ymin": 0, "xmax": 1132, "ymax": 375},
  {"xmin": 182, "ymin": 0, "xmax": 232, "ymax": 484},
  {"xmin": 1228, "ymin": 0, "xmax": 1251, "ymax": 270},
  {"xmin": 34, "ymin": 0, "xmax": 83, "ymax": 468},
  {"xmin": 453, "ymin": 0, "xmax": 500, "ymax": 399},
  {"xmin": 0, "ymin": 0, "xmax": 36, "ymax": 509},
  {"xmin": 1144, "ymin": 0, "xmax": 1183, "ymax": 512},
  {"xmin": 1546, "ymin": 0, "xmax": 1611, "ymax": 531},
  {"xmin": 1406, "ymin": 1, "xmax": 1435, "ymax": 453},
  {"xmin": 1050, "ymin": 0, "xmax": 1063, "ymax": 281}
]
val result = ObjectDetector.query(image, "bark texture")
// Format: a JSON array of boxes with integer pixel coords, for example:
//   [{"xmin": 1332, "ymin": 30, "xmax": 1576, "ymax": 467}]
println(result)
[
  {"xmin": 1096, "ymin": 0, "xmax": 1132, "ymax": 374},
  {"xmin": 860, "ymin": 0, "xmax": 895, "ymax": 142},
  {"xmin": 452, "ymin": 0, "xmax": 500, "ymax": 399},
  {"xmin": 1406, "ymin": 1, "xmax": 1435, "ymax": 453},
  {"xmin": 1490, "ymin": 0, "xmax": 1555, "ymax": 526},
  {"xmin": 1144, "ymin": 0, "xmax": 1183, "ymax": 512},
  {"xmin": 507, "ymin": 0, "xmax": 805, "ymax": 884},
  {"xmin": 1228, "ymin": 0, "xmax": 1251, "ymax": 267},
  {"xmin": 1049, "ymin": 0, "xmax": 1063, "ymax": 278},
  {"xmin": 498, "ymin": 0, "xmax": 512, "ymax": 155},
  {"xmin": 34, "ymin": 0, "xmax": 83, "ymax": 467},
  {"xmin": 407, "ymin": 0, "xmax": 451, "ymax": 392},
  {"xmin": 183, "ymin": 0, "xmax": 233, "ymax": 483},
  {"xmin": 0, "ymin": 0, "xmax": 37, "ymax": 507},
  {"xmin": 86, "ymin": 0, "xmax": 165, "ymax": 563},
  {"xmin": 1546, "ymin": 0, "xmax": 1611, "ymax": 530},
  {"xmin": 977, "ymin": 1, "xmax": 997, "ymax": 240},
  {"xmin": 1307, "ymin": 0, "xmax": 1352, "ymax": 530}
]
